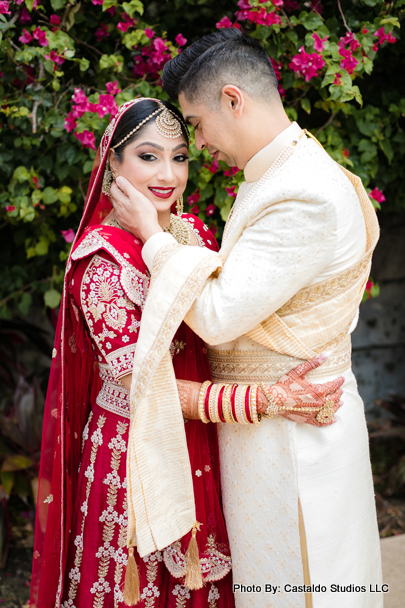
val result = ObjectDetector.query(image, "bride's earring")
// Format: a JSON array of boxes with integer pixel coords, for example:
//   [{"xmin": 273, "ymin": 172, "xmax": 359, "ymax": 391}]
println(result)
[
  {"xmin": 102, "ymin": 160, "xmax": 116, "ymax": 196},
  {"xmin": 176, "ymin": 195, "xmax": 184, "ymax": 216}
]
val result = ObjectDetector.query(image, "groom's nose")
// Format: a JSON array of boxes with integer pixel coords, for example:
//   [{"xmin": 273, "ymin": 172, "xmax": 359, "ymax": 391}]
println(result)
[{"xmin": 194, "ymin": 130, "xmax": 207, "ymax": 151}]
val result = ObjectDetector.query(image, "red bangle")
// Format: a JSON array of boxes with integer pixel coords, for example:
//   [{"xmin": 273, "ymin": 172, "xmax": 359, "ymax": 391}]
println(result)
[
  {"xmin": 245, "ymin": 386, "xmax": 253, "ymax": 423},
  {"xmin": 217, "ymin": 385, "xmax": 226, "ymax": 423},
  {"xmin": 205, "ymin": 383, "xmax": 213, "ymax": 422},
  {"xmin": 231, "ymin": 384, "xmax": 238, "ymax": 423}
]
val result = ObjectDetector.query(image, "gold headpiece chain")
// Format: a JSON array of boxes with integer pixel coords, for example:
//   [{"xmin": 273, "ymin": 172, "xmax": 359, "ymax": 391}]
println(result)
[{"xmin": 111, "ymin": 103, "xmax": 187, "ymax": 150}]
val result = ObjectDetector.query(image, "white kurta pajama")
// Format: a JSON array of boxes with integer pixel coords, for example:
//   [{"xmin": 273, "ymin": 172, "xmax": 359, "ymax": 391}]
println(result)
[{"xmin": 141, "ymin": 123, "xmax": 383, "ymax": 608}]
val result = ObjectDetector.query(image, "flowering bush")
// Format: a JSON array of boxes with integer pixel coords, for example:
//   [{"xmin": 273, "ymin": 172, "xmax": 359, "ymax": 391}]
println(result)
[{"xmin": 0, "ymin": 0, "xmax": 404, "ymax": 314}]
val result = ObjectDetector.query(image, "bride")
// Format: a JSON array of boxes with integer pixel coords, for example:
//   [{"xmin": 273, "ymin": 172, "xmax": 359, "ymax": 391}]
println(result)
[{"xmin": 30, "ymin": 98, "xmax": 343, "ymax": 608}]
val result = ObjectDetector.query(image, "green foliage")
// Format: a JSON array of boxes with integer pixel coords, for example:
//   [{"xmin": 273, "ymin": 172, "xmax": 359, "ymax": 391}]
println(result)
[{"xmin": 0, "ymin": 0, "xmax": 404, "ymax": 316}]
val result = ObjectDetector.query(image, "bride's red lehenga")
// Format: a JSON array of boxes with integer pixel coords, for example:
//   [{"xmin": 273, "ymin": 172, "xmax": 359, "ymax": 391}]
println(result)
[{"xmin": 30, "ymin": 99, "xmax": 234, "ymax": 608}]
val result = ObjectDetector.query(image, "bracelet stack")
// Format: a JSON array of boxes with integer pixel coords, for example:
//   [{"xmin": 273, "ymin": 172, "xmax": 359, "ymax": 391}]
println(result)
[{"xmin": 198, "ymin": 382, "xmax": 261, "ymax": 425}]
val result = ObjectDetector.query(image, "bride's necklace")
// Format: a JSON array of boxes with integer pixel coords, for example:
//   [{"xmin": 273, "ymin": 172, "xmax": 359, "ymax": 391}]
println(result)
[{"xmin": 163, "ymin": 213, "xmax": 191, "ymax": 246}]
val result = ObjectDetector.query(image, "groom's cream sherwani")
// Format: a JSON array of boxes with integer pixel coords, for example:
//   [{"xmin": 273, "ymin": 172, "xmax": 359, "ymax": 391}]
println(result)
[{"xmin": 140, "ymin": 123, "xmax": 382, "ymax": 608}]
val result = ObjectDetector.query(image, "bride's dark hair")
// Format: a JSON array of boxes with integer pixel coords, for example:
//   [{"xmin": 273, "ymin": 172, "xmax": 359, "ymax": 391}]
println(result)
[{"xmin": 111, "ymin": 99, "xmax": 189, "ymax": 162}]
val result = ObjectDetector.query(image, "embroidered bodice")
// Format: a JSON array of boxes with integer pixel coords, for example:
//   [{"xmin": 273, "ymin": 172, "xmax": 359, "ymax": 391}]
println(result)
[{"xmin": 69, "ymin": 215, "xmax": 217, "ymax": 418}]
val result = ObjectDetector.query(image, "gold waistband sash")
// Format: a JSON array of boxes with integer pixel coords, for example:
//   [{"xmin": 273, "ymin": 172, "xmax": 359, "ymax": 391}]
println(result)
[
  {"xmin": 245, "ymin": 160, "xmax": 379, "ymax": 361},
  {"xmin": 127, "ymin": 243, "xmax": 223, "ymax": 557},
  {"xmin": 208, "ymin": 336, "xmax": 351, "ymax": 385}
]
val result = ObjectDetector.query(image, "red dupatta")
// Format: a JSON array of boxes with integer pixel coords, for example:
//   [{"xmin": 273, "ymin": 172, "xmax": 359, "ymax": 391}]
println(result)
[{"xmin": 30, "ymin": 98, "xmax": 158, "ymax": 608}]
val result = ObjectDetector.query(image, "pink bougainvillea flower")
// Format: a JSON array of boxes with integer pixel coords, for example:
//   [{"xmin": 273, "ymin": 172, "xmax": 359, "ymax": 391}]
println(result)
[
  {"xmin": 206, "ymin": 204, "xmax": 216, "ymax": 216},
  {"xmin": 15, "ymin": 0, "xmax": 24, "ymax": 4},
  {"xmin": 224, "ymin": 166, "xmax": 240, "ymax": 177},
  {"xmin": 74, "ymin": 130, "xmax": 96, "ymax": 150},
  {"xmin": 342, "ymin": 148, "xmax": 350, "ymax": 158},
  {"xmin": 190, "ymin": 204, "xmax": 199, "ymax": 214},
  {"xmin": 144, "ymin": 28, "xmax": 154, "ymax": 39},
  {"xmin": 0, "ymin": 1, "xmax": 11, "ymax": 14},
  {"xmin": 45, "ymin": 51, "xmax": 65, "ymax": 65},
  {"xmin": 339, "ymin": 48, "xmax": 359, "ymax": 74},
  {"xmin": 19, "ymin": 7, "xmax": 32, "ymax": 23},
  {"xmin": 283, "ymin": 0, "xmax": 299, "ymax": 11},
  {"xmin": 333, "ymin": 73, "xmax": 342, "ymax": 85},
  {"xmin": 235, "ymin": 0, "xmax": 251, "ymax": 20},
  {"xmin": 372, "ymin": 43, "xmax": 379, "ymax": 52},
  {"xmin": 95, "ymin": 24, "xmax": 109, "ymax": 42},
  {"xmin": 105, "ymin": 5, "xmax": 115, "ymax": 15},
  {"xmin": 188, "ymin": 191, "xmax": 201, "ymax": 206},
  {"xmin": 91, "ymin": 0, "xmax": 104, "ymax": 5},
  {"xmin": 106, "ymin": 80, "xmax": 120, "ymax": 95},
  {"xmin": 64, "ymin": 112, "xmax": 77, "ymax": 133},
  {"xmin": 6, "ymin": 205, "xmax": 16, "ymax": 212},
  {"xmin": 374, "ymin": 27, "xmax": 396, "ymax": 45},
  {"xmin": 96, "ymin": 94, "xmax": 118, "ymax": 117},
  {"xmin": 361, "ymin": 28, "xmax": 368, "ymax": 34},
  {"xmin": 32, "ymin": 27, "xmax": 49, "ymax": 47},
  {"xmin": 208, "ymin": 159, "xmax": 220, "ymax": 174},
  {"xmin": 50, "ymin": 14, "xmax": 60, "ymax": 25},
  {"xmin": 225, "ymin": 186, "xmax": 237, "ymax": 198},
  {"xmin": 289, "ymin": 47, "xmax": 326, "ymax": 82},
  {"xmin": 216, "ymin": 16, "xmax": 233, "ymax": 28},
  {"xmin": 369, "ymin": 188, "xmax": 385, "ymax": 204},
  {"xmin": 117, "ymin": 14, "xmax": 135, "ymax": 33},
  {"xmin": 19, "ymin": 29, "xmax": 33, "ymax": 44},
  {"xmin": 61, "ymin": 229, "xmax": 76, "ymax": 243},
  {"xmin": 312, "ymin": 32, "xmax": 327, "ymax": 53},
  {"xmin": 175, "ymin": 33, "xmax": 187, "ymax": 47}
]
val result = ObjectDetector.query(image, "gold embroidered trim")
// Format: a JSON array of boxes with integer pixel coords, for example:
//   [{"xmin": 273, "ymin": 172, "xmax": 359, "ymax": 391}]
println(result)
[
  {"xmin": 207, "ymin": 337, "xmax": 351, "ymax": 384},
  {"xmin": 277, "ymin": 257, "xmax": 371, "ymax": 317},
  {"xmin": 72, "ymin": 228, "xmax": 149, "ymax": 307},
  {"xmin": 93, "ymin": 419, "xmax": 129, "ymax": 608},
  {"xmin": 63, "ymin": 414, "xmax": 106, "ymax": 607},
  {"xmin": 96, "ymin": 365, "xmax": 130, "ymax": 419}
]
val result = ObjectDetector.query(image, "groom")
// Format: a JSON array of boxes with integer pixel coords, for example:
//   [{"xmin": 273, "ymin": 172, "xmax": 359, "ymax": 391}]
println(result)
[{"xmin": 112, "ymin": 29, "xmax": 382, "ymax": 608}]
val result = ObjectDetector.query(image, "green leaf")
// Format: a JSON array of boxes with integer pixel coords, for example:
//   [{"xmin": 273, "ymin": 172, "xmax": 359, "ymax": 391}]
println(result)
[
  {"xmin": 122, "ymin": 0, "xmax": 144, "ymax": 18},
  {"xmin": 0, "ymin": 471, "xmax": 14, "ymax": 496},
  {"xmin": 42, "ymin": 186, "xmax": 59, "ymax": 205},
  {"xmin": 18, "ymin": 292, "xmax": 32, "ymax": 316},
  {"xmin": 44, "ymin": 289, "xmax": 62, "ymax": 308},
  {"xmin": 25, "ymin": 0, "xmax": 34, "ymax": 10},
  {"xmin": 35, "ymin": 238, "xmax": 49, "ymax": 256},
  {"xmin": 79, "ymin": 57, "xmax": 90, "ymax": 72},
  {"xmin": 13, "ymin": 166, "xmax": 30, "ymax": 182},
  {"xmin": 301, "ymin": 98, "xmax": 311, "ymax": 114},
  {"xmin": 2, "ymin": 455, "xmax": 34, "ymax": 471},
  {"xmin": 301, "ymin": 11, "xmax": 323, "ymax": 31},
  {"xmin": 50, "ymin": 0, "xmax": 67, "ymax": 9}
]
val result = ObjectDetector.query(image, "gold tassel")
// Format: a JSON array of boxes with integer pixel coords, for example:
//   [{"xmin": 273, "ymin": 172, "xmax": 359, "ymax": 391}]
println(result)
[
  {"xmin": 123, "ymin": 546, "xmax": 140, "ymax": 606},
  {"xmin": 184, "ymin": 521, "xmax": 203, "ymax": 590}
]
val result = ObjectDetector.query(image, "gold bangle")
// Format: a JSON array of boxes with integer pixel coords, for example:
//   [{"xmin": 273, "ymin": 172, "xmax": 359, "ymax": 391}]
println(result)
[
  {"xmin": 222, "ymin": 384, "xmax": 236, "ymax": 424},
  {"xmin": 198, "ymin": 381, "xmax": 211, "ymax": 424},
  {"xmin": 259, "ymin": 383, "xmax": 279, "ymax": 418},
  {"xmin": 250, "ymin": 385, "xmax": 261, "ymax": 426},
  {"xmin": 235, "ymin": 385, "xmax": 249, "ymax": 424}
]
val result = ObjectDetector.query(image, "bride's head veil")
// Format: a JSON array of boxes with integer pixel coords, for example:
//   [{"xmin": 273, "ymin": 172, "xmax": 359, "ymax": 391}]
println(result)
[{"xmin": 29, "ymin": 97, "xmax": 189, "ymax": 608}]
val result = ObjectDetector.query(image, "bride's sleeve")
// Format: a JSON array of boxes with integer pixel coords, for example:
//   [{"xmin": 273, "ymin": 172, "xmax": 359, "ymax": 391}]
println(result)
[{"xmin": 75, "ymin": 252, "xmax": 142, "ymax": 379}]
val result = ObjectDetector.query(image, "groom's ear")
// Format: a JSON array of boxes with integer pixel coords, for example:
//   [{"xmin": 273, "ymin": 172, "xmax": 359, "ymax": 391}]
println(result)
[{"xmin": 221, "ymin": 85, "xmax": 245, "ymax": 119}]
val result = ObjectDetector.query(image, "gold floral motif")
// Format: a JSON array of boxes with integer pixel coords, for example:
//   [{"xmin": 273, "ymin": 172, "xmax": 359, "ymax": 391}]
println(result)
[
  {"xmin": 92, "ymin": 419, "xmax": 128, "ymax": 608},
  {"xmin": 141, "ymin": 551, "xmax": 163, "ymax": 608},
  {"xmin": 63, "ymin": 414, "xmax": 106, "ymax": 607},
  {"xmin": 169, "ymin": 340, "xmax": 186, "ymax": 359},
  {"xmin": 208, "ymin": 583, "xmax": 220, "ymax": 608}
]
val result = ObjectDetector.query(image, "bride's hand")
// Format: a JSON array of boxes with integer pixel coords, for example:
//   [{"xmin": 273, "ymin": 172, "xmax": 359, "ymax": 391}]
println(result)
[
  {"xmin": 176, "ymin": 379, "xmax": 202, "ymax": 420},
  {"xmin": 110, "ymin": 177, "xmax": 162, "ymax": 242},
  {"xmin": 258, "ymin": 354, "xmax": 344, "ymax": 427}
]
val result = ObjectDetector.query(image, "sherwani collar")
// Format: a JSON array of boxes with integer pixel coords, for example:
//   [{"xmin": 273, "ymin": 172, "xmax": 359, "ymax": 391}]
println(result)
[{"xmin": 244, "ymin": 122, "xmax": 302, "ymax": 183}]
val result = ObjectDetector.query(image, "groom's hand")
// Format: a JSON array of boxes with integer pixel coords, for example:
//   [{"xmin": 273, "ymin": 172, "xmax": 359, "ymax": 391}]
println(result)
[{"xmin": 110, "ymin": 177, "xmax": 163, "ymax": 242}]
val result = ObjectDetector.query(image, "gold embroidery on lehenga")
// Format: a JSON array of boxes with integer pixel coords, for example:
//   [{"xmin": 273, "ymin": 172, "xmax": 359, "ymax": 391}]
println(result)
[
  {"xmin": 92, "ymin": 419, "xmax": 128, "ymax": 608},
  {"xmin": 141, "ymin": 551, "xmax": 163, "ymax": 607},
  {"xmin": 72, "ymin": 228, "xmax": 149, "ymax": 307},
  {"xmin": 62, "ymin": 414, "xmax": 106, "ymax": 608}
]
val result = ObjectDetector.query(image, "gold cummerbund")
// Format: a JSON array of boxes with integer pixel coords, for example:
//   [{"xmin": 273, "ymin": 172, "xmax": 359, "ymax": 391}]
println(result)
[{"xmin": 207, "ymin": 336, "xmax": 352, "ymax": 385}]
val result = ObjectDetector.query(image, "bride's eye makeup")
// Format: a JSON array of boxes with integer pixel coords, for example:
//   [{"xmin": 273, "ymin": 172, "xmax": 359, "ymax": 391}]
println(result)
[
  {"xmin": 138, "ymin": 153, "xmax": 157, "ymax": 162},
  {"xmin": 173, "ymin": 153, "xmax": 189, "ymax": 163}
]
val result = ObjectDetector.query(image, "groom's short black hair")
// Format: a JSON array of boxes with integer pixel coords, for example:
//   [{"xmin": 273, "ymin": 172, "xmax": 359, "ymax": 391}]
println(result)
[{"xmin": 162, "ymin": 29, "xmax": 279, "ymax": 107}]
